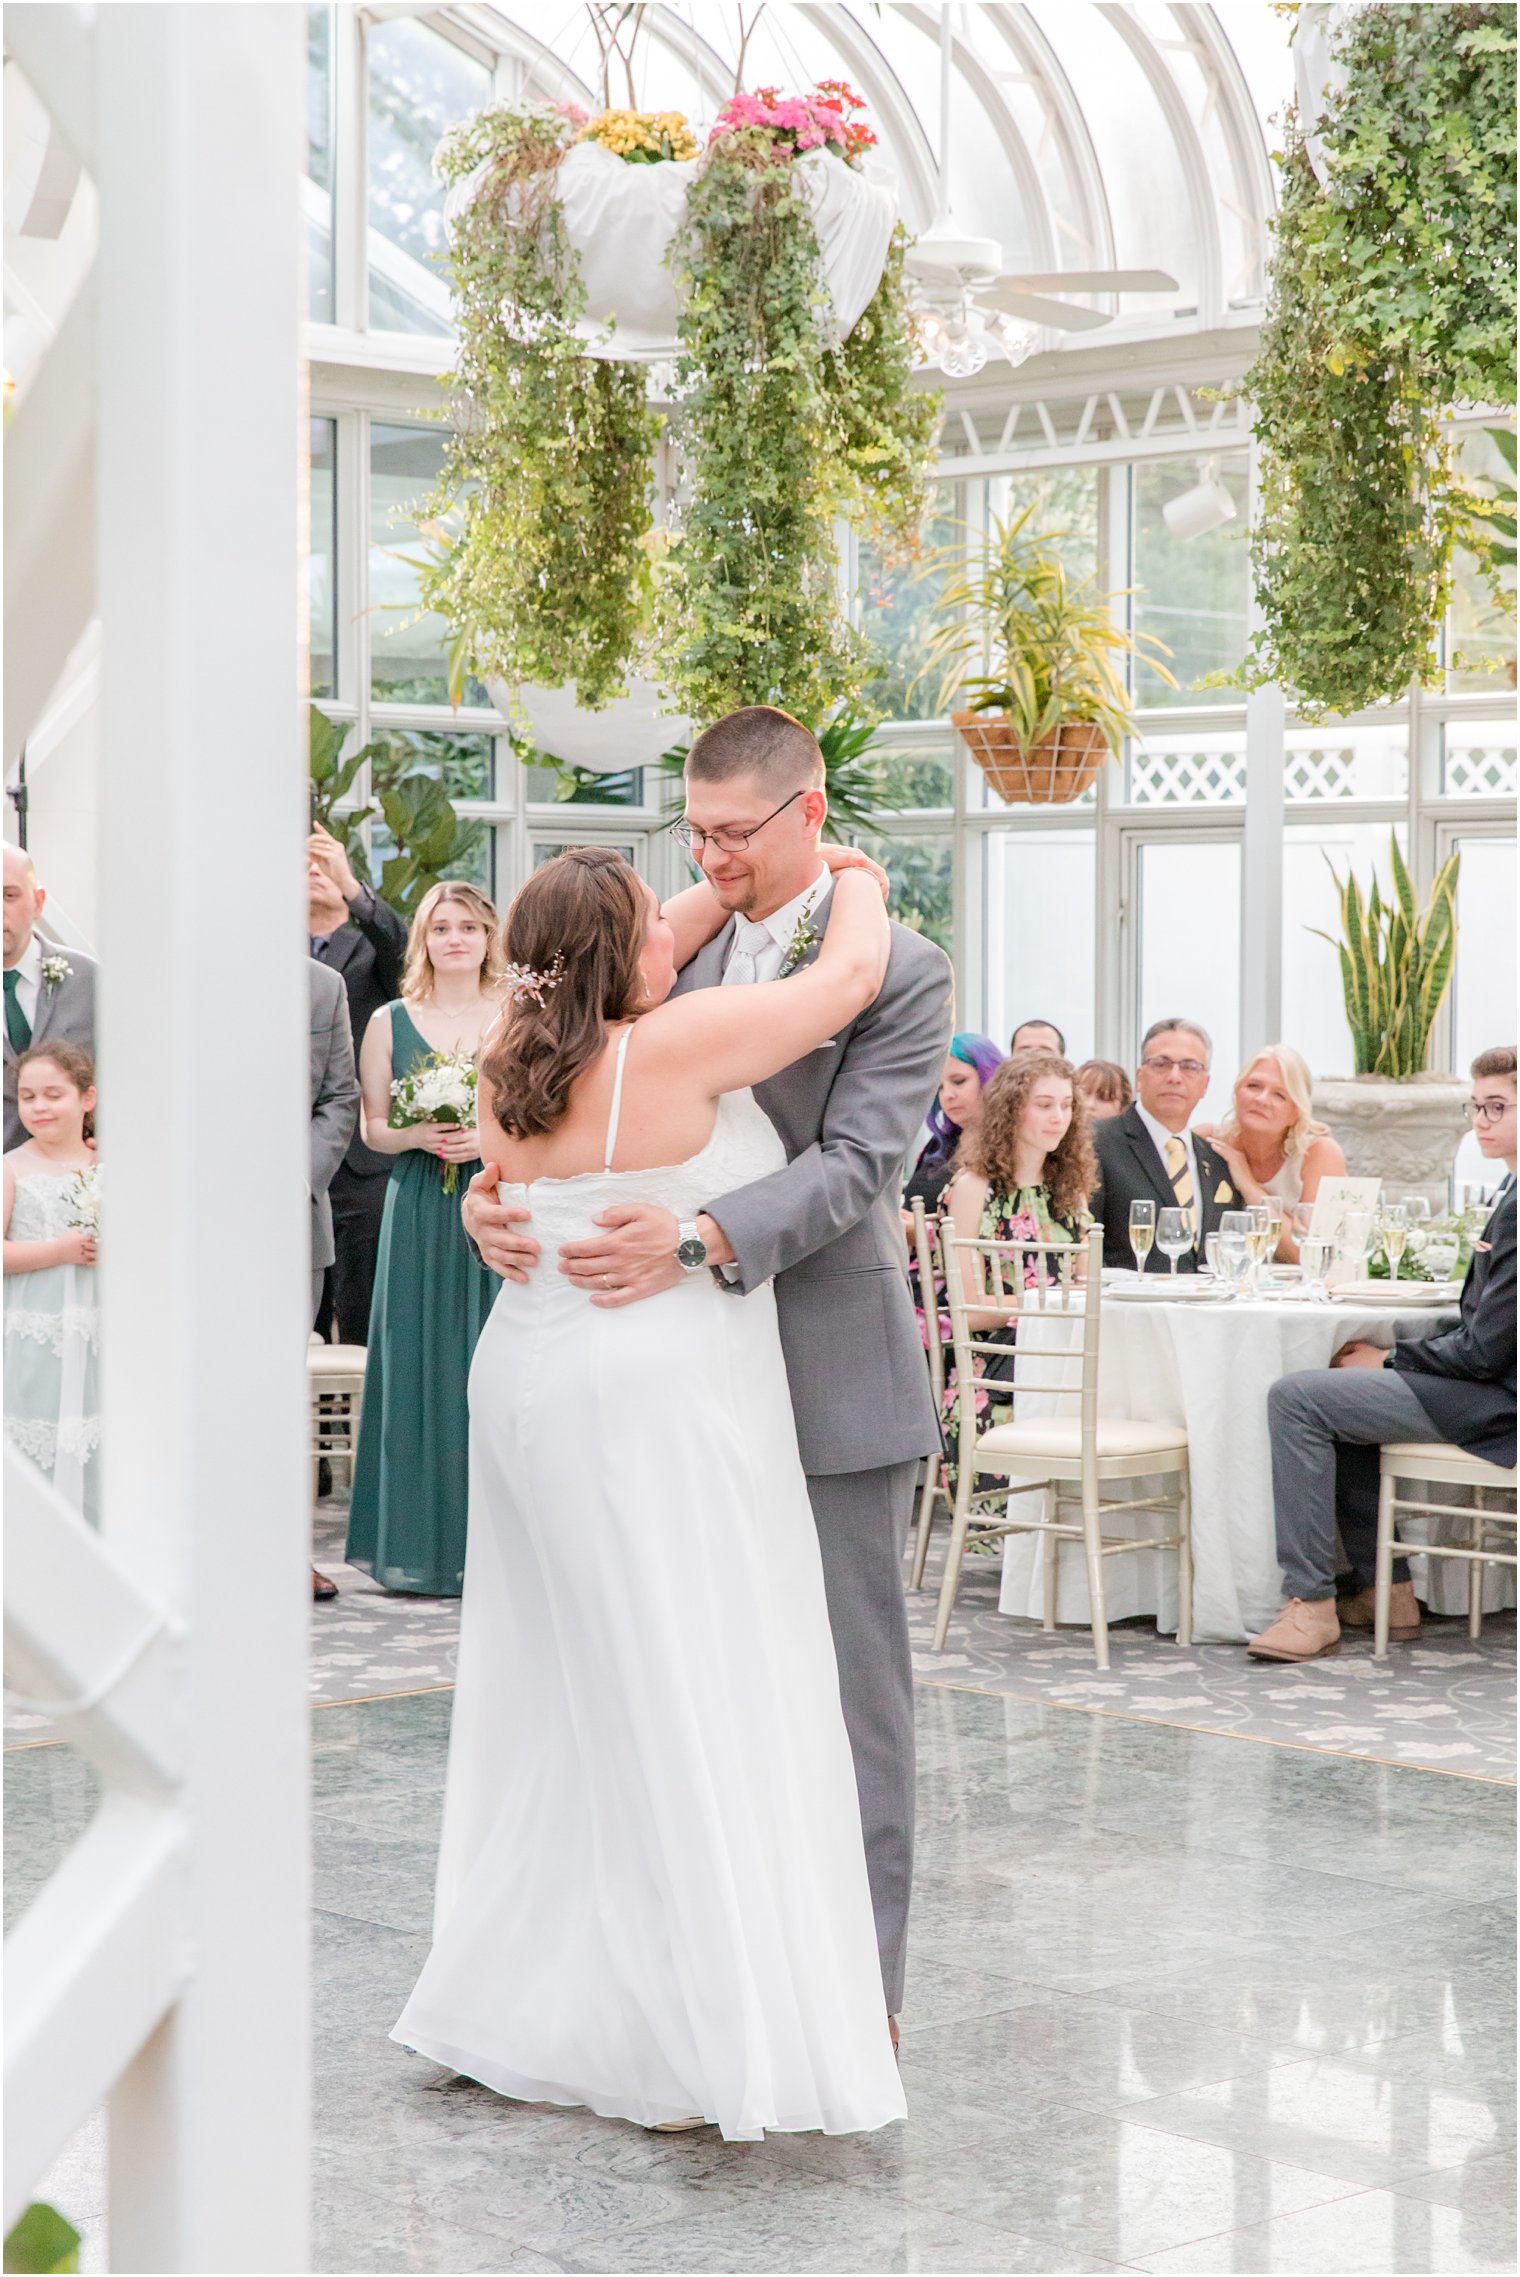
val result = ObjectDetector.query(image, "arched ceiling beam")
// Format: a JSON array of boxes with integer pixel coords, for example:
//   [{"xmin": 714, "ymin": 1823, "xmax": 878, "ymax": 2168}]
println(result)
[
  {"xmin": 795, "ymin": 2, "xmax": 938, "ymax": 229},
  {"xmin": 895, "ymin": 2, "xmax": 1058, "ymax": 269},
  {"xmin": 1187, "ymin": 3, "xmax": 1277, "ymax": 292},
  {"xmin": 978, "ymin": 6, "xmax": 1117, "ymax": 277},
  {"xmin": 1097, "ymin": 2, "xmax": 1224, "ymax": 325}
]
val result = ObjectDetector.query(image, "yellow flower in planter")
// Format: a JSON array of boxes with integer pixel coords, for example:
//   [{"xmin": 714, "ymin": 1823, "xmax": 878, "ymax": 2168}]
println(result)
[{"xmin": 581, "ymin": 107, "xmax": 698, "ymax": 165}]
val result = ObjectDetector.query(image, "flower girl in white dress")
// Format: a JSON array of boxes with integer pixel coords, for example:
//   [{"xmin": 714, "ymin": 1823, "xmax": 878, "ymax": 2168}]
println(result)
[
  {"xmin": 394, "ymin": 847, "xmax": 906, "ymax": 2142},
  {"xmin": 3, "ymin": 1043, "xmax": 101, "ymax": 1523}
]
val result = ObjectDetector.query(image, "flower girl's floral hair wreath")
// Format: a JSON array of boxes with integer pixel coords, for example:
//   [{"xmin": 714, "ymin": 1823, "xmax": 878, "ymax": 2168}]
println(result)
[
  {"xmin": 480, "ymin": 846, "xmax": 649, "ymax": 1142},
  {"xmin": 400, "ymin": 880, "xmax": 509, "ymax": 1001}
]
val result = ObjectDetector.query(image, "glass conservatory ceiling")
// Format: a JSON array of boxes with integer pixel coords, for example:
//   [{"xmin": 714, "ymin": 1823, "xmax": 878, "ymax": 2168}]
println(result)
[{"xmin": 437, "ymin": 1, "xmax": 1292, "ymax": 341}]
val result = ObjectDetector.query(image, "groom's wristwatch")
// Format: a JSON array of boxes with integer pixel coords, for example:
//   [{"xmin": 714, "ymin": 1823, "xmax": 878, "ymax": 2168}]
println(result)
[{"xmin": 675, "ymin": 1219, "xmax": 709, "ymax": 1272}]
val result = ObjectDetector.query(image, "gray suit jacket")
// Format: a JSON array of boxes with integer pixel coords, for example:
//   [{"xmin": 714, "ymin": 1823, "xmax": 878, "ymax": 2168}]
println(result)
[
  {"xmin": 675, "ymin": 904, "xmax": 953, "ymax": 1476},
  {"xmin": 309, "ymin": 959, "xmax": 360, "ymax": 1271},
  {"xmin": 3, "ymin": 941, "xmax": 98, "ymax": 1150}
]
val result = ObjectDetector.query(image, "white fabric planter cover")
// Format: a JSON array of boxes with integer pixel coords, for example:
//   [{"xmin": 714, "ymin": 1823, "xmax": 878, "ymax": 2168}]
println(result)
[
  {"xmin": 491, "ymin": 677, "xmax": 693, "ymax": 772},
  {"xmin": 448, "ymin": 141, "xmax": 899, "ymax": 361}
]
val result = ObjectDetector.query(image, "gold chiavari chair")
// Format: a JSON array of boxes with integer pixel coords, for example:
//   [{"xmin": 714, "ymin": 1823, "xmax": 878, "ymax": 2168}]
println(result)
[{"xmin": 935, "ymin": 1227, "xmax": 1192, "ymax": 1669}]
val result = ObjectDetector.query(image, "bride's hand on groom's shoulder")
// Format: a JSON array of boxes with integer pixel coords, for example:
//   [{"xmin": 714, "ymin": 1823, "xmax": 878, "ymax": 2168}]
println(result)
[
  {"xmin": 820, "ymin": 843, "xmax": 891, "ymax": 900},
  {"xmin": 462, "ymin": 1162, "xmax": 539, "ymax": 1282}
]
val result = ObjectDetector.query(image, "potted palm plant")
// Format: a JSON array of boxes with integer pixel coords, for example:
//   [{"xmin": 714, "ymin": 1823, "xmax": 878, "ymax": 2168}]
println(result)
[
  {"xmin": 1310, "ymin": 835, "xmax": 1469, "ymax": 1208},
  {"xmin": 916, "ymin": 507, "xmax": 1175, "ymax": 803}
]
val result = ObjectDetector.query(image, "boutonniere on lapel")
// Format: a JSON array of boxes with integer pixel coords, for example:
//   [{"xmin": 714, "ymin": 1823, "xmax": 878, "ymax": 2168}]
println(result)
[
  {"xmin": 40, "ymin": 953, "xmax": 73, "ymax": 990},
  {"xmin": 777, "ymin": 899, "xmax": 823, "ymax": 979}
]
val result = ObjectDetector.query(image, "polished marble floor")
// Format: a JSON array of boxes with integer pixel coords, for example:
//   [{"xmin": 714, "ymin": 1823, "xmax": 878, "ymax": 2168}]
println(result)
[{"xmin": 7, "ymin": 1681, "xmax": 1515, "ymax": 2274}]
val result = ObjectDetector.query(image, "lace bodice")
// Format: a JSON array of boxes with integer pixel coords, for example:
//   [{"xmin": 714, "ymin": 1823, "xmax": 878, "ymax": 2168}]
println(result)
[
  {"xmin": 498, "ymin": 1086, "xmax": 785, "ymax": 1267},
  {"xmin": 7, "ymin": 1169, "xmax": 91, "ymax": 1242}
]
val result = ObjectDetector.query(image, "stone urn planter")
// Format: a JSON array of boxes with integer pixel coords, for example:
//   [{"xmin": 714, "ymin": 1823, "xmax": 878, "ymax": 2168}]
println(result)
[{"xmin": 1311, "ymin": 1073, "xmax": 1471, "ymax": 1213}]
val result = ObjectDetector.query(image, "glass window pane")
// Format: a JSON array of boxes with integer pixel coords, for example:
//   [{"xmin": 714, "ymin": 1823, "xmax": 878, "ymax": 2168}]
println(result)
[
  {"xmin": 369, "ymin": 423, "xmax": 488, "ymax": 706},
  {"xmin": 367, "ymin": 815, "xmax": 493, "ymax": 901},
  {"xmin": 1447, "ymin": 427, "xmax": 1516, "ymax": 694},
  {"xmin": 999, "ymin": 466, "xmax": 1100, "ymax": 584},
  {"xmin": 982, "ymin": 828, "xmax": 1095, "ymax": 1059},
  {"xmin": 1136, "ymin": 839, "xmax": 1240, "ymax": 1120},
  {"xmin": 1281, "ymin": 820, "xmax": 1407, "ymax": 1081},
  {"xmin": 306, "ymin": 5, "xmax": 334, "ymax": 323},
  {"xmin": 532, "ymin": 839, "xmax": 639, "ymax": 871},
  {"xmin": 309, "ymin": 416, "xmax": 336, "ymax": 699},
  {"xmin": 524, "ymin": 759, "xmax": 647, "ymax": 809},
  {"xmin": 872, "ymin": 737, "xmax": 955, "ymax": 813},
  {"xmin": 847, "ymin": 831, "xmax": 952, "ymax": 955},
  {"xmin": 1442, "ymin": 719, "xmax": 1517, "ymax": 799},
  {"xmin": 369, "ymin": 727, "xmax": 494, "ymax": 803},
  {"xmin": 366, "ymin": 18, "xmax": 488, "ymax": 336},
  {"xmin": 1130, "ymin": 454, "xmax": 1249, "ymax": 705},
  {"xmin": 857, "ymin": 486, "xmax": 959, "ymax": 723}
]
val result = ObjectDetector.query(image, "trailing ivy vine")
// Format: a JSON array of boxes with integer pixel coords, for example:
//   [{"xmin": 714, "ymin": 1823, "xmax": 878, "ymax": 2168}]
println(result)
[
  {"xmin": 1244, "ymin": 4, "xmax": 1515, "ymax": 718},
  {"xmin": 422, "ymin": 102, "xmax": 658, "ymax": 710},
  {"xmin": 825, "ymin": 223, "xmax": 941, "ymax": 568},
  {"xmin": 660, "ymin": 127, "xmax": 866, "ymax": 726}
]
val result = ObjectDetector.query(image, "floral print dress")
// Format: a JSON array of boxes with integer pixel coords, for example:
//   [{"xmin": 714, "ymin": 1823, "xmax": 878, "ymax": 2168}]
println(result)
[{"xmin": 938, "ymin": 1183, "xmax": 1087, "ymax": 1501}]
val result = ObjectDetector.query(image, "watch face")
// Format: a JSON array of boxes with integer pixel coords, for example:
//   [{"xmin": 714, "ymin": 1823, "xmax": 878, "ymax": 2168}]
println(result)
[{"xmin": 676, "ymin": 1236, "xmax": 708, "ymax": 1269}]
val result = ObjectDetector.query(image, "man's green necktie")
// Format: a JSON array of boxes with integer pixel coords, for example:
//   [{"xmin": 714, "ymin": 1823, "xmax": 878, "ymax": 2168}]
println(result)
[{"xmin": 3, "ymin": 967, "xmax": 31, "ymax": 1054}]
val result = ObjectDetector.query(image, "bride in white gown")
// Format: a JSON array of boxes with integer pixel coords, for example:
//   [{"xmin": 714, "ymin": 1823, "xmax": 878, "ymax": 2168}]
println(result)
[{"xmin": 393, "ymin": 845, "xmax": 906, "ymax": 2141}]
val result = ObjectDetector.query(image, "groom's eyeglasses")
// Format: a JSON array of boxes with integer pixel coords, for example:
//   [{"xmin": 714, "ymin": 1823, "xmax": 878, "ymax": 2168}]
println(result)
[{"xmin": 670, "ymin": 790, "xmax": 804, "ymax": 856}]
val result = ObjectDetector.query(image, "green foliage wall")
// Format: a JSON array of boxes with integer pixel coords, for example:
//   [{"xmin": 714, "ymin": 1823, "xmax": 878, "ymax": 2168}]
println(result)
[{"xmin": 1245, "ymin": 5, "xmax": 1516, "ymax": 719}]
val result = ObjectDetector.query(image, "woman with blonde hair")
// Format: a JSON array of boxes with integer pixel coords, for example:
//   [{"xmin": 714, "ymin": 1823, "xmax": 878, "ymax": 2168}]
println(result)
[
  {"xmin": 1202, "ymin": 1044, "xmax": 1346, "ymax": 1258},
  {"xmin": 347, "ymin": 880, "xmax": 509, "ymax": 1594}
]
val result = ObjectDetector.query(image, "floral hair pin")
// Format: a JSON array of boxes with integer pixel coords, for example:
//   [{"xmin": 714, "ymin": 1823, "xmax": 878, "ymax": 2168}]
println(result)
[{"xmin": 503, "ymin": 955, "xmax": 565, "ymax": 1006}]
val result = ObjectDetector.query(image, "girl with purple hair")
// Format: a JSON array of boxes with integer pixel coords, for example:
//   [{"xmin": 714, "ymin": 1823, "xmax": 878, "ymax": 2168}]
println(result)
[{"xmin": 903, "ymin": 1032, "xmax": 1006, "ymax": 1213}]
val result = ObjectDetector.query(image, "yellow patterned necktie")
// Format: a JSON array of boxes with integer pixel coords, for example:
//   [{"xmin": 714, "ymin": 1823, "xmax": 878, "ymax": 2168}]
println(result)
[{"xmin": 1164, "ymin": 1136, "xmax": 1197, "ymax": 1237}]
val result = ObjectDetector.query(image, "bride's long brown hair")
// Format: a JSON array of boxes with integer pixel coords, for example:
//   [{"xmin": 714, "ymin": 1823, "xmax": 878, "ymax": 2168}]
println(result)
[{"xmin": 480, "ymin": 847, "xmax": 648, "ymax": 1138}]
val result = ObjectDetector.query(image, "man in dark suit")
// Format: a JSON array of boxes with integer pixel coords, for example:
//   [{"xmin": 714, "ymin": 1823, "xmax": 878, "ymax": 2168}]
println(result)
[
  {"xmin": 307, "ymin": 824, "xmax": 408, "ymax": 1342},
  {"xmin": 1089, "ymin": 1018, "xmax": 1239, "ymax": 1271},
  {"xmin": 1251, "ymin": 1047, "xmax": 1517, "ymax": 1662}
]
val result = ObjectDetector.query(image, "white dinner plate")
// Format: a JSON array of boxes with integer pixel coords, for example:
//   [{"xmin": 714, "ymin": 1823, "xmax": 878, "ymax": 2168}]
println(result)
[
  {"xmin": 1331, "ymin": 1281, "xmax": 1463, "ymax": 1307},
  {"xmin": 1107, "ymin": 1278, "xmax": 1231, "ymax": 1303}
]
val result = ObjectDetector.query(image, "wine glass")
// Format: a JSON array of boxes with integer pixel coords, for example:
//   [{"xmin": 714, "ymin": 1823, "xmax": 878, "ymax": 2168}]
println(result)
[
  {"xmin": 1204, "ymin": 1231, "xmax": 1222, "ymax": 1278},
  {"xmin": 1129, "ymin": 1199, "xmax": 1156, "ymax": 1275},
  {"xmin": 1157, "ymin": 1206, "xmax": 1191, "ymax": 1278},
  {"xmin": 1336, "ymin": 1208, "xmax": 1373, "ymax": 1287},
  {"xmin": 1216, "ymin": 1232, "xmax": 1248, "ymax": 1296},
  {"xmin": 1379, "ymin": 1202, "xmax": 1411, "ymax": 1287},
  {"xmin": 1422, "ymin": 1233, "xmax": 1460, "ymax": 1284},
  {"xmin": 1244, "ymin": 1203, "xmax": 1274, "ymax": 1292}
]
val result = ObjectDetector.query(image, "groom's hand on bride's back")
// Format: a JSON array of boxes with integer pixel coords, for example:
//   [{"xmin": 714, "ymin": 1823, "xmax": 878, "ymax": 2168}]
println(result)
[{"xmin": 461, "ymin": 1162, "xmax": 539, "ymax": 1282}]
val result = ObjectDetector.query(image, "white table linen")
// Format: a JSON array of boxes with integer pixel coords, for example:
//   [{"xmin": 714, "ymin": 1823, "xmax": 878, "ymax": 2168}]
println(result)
[{"xmin": 995, "ymin": 1292, "xmax": 1513, "ymax": 1642}]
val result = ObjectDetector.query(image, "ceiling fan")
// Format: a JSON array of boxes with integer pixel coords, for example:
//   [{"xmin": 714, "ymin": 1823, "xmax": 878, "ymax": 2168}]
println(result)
[{"xmin": 905, "ymin": 12, "xmax": 1178, "ymax": 374}]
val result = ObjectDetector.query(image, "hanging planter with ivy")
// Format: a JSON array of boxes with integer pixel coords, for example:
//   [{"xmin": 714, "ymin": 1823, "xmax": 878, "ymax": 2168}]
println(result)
[
  {"xmin": 1243, "ymin": 4, "xmax": 1516, "ymax": 720},
  {"xmin": 425, "ymin": 81, "xmax": 939, "ymax": 734}
]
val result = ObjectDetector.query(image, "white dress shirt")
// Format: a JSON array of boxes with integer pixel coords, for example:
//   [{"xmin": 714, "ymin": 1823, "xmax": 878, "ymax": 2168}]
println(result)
[
  {"xmin": 1136, "ymin": 1100, "xmax": 1198, "ymax": 1198},
  {"xmin": 721, "ymin": 868, "xmax": 833, "ymax": 986},
  {"xmin": 5, "ymin": 934, "xmax": 42, "ymax": 1032}
]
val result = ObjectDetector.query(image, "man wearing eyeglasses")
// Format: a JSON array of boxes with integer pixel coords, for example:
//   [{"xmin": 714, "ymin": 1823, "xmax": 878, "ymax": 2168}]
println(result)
[
  {"xmin": 1250, "ymin": 1046, "xmax": 1517, "ymax": 1663},
  {"xmin": 1089, "ymin": 1019, "xmax": 1237, "ymax": 1271}
]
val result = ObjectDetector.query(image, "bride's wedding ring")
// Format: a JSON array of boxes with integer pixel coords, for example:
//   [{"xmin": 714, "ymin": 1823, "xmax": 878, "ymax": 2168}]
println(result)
[{"xmin": 603, "ymin": 1274, "xmax": 615, "ymax": 1289}]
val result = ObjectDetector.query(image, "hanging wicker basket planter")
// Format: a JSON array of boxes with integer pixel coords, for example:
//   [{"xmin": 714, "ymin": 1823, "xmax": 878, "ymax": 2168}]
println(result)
[{"xmin": 953, "ymin": 712, "xmax": 1113, "ymax": 805}]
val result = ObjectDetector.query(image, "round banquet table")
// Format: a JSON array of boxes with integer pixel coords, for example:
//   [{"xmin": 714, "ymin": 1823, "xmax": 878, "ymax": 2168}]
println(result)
[{"xmin": 994, "ymin": 1287, "xmax": 1514, "ymax": 1644}]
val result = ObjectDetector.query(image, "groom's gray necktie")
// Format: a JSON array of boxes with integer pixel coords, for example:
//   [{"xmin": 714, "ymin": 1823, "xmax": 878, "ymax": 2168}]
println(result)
[{"xmin": 723, "ymin": 913, "xmax": 773, "ymax": 988}]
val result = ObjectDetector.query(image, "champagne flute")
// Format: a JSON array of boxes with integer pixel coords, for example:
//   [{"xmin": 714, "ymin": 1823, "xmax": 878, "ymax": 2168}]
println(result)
[
  {"xmin": 1380, "ymin": 1202, "xmax": 1410, "ymax": 1287},
  {"xmin": 1129, "ymin": 1199, "xmax": 1156, "ymax": 1275},
  {"xmin": 1244, "ymin": 1203, "xmax": 1274, "ymax": 1291},
  {"xmin": 1422, "ymin": 1234, "xmax": 1460, "ymax": 1284},
  {"xmin": 1157, "ymin": 1206, "xmax": 1191, "ymax": 1278}
]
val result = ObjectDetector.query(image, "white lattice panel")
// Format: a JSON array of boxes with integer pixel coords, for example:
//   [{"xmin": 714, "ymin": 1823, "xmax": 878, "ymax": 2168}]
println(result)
[
  {"xmin": 1128, "ymin": 745, "xmax": 1247, "ymax": 803},
  {"xmin": 1445, "ymin": 742, "xmax": 1518, "ymax": 798}
]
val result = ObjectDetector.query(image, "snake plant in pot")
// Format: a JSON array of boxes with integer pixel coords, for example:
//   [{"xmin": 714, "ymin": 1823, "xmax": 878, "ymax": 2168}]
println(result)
[
  {"xmin": 914, "ymin": 507, "xmax": 1175, "ymax": 803},
  {"xmin": 1310, "ymin": 834, "xmax": 1468, "ymax": 1209}
]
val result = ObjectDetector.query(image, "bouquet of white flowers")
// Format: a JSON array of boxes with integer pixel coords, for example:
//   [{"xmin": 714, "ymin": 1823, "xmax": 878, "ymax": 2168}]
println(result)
[
  {"xmin": 65, "ymin": 1163, "xmax": 101, "ymax": 1235},
  {"xmin": 389, "ymin": 1051, "xmax": 478, "ymax": 1193}
]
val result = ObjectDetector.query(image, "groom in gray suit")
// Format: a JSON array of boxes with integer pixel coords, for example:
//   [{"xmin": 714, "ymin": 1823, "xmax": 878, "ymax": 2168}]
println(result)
[{"xmin": 465, "ymin": 708, "xmax": 952, "ymax": 2029}]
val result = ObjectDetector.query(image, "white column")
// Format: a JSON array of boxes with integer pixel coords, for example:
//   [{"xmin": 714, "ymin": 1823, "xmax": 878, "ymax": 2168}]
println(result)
[{"xmin": 94, "ymin": 8, "xmax": 309, "ymax": 2271}]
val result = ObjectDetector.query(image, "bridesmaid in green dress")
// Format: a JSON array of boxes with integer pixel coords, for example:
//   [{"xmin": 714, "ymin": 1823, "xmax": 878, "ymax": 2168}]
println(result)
[{"xmin": 347, "ymin": 881, "xmax": 506, "ymax": 1594}]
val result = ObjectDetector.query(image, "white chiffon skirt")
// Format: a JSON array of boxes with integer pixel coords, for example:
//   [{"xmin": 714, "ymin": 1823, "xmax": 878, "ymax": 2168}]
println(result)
[{"xmin": 392, "ymin": 1229, "xmax": 905, "ymax": 2142}]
